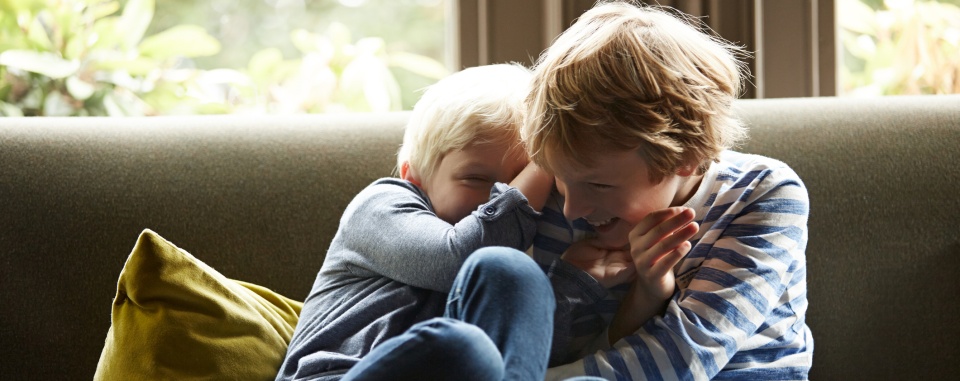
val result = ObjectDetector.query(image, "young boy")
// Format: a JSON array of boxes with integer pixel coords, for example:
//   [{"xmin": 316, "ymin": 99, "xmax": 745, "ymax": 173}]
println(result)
[
  {"xmin": 526, "ymin": 2, "xmax": 813, "ymax": 380},
  {"xmin": 275, "ymin": 64, "xmax": 559, "ymax": 381}
]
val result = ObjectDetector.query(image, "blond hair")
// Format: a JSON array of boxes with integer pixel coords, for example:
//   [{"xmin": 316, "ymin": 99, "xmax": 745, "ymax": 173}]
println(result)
[
  {"xmin": 523, "ymin": 1, "xmax": 748, "ymax": 182},
  {"xmin": 397, "ymin": 63, "xmax": 531, "ymax": 182}
]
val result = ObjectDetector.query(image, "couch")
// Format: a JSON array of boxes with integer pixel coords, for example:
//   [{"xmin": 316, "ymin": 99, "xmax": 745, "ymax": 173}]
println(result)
[{"xmin": 2, "ymin": 95, "xmax": 959, "ymax": 380}]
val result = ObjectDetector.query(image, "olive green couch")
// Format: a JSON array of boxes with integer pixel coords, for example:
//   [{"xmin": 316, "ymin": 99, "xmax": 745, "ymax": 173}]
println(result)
[{"xmin": 2, "ymin": 95, "xmax": 958, "ymax": 380}]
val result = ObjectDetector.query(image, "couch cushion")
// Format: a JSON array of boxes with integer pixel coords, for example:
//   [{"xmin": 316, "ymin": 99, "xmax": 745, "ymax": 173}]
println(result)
[{"xmin": 94, "ymin": 229, "xmax": 302, "ymax": 381}]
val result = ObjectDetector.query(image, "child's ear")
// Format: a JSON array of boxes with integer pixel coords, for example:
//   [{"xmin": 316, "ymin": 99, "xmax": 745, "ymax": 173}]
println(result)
[
  {"xmin": 677, "ymin": 163, "xmax": 697, "ymax": 177},
  {"xmin": 400, "ymin": 161, "xmax": 422, "ymax": 187}
]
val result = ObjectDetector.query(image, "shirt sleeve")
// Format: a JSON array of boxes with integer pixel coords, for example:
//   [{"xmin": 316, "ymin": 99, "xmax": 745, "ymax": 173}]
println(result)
[
  {"xmin": 334, "ymin": 179, "xmax": 541, "ymax": 293},
  {"xmin": 547, "ymin": 167, "xmax": 810, "ymax": 380}
]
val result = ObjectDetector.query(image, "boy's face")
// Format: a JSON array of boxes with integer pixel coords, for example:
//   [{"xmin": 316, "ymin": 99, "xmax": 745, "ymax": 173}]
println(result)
[
  {"xmin": 551, "ymin": 148, "xmax": 698, "ymax": 248},
  {"xmin": 419, "ymin": 141, "xmax": 528, "ymax": 225}
]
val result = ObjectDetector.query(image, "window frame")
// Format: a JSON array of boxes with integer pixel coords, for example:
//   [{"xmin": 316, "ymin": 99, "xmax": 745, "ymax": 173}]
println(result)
[{"xmin": 454, "ymin": 0, "xmax": 837, "ymax": 99}]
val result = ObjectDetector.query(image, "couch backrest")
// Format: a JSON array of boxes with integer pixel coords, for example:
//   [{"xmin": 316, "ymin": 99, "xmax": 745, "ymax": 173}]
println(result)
[
  {"xmin": 735, "ymin": 95, "xmax": 960, "ymax": 380},
  {"xmin": 1, "ymin": 114, "xmax": 408, "ymax": 380},
  {"xmin": 1, "ymin": 95, "xmax": 958, "ymax": 380}
]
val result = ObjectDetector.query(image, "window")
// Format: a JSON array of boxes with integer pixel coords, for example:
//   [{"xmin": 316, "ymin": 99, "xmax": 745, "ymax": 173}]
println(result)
[
  {"xmin": 838, "ymin": 0, "xmax": 960, "ymax": 95},
  {"xmin": 460, "ymin": 0, "xmax": 958, "ymax": 98},
  {"xmin": 0, "ymin": 0, "xmax": 451, "ymax": 116},
  {"xmin": 456, "ymin": 0, "xmax": 839, "ymax": 99},
  {"xmin": 6, "ymin": 0, "xmax": 954, "ymax": 117},
  {"xmin": 149, "ymin": 0, "xmax": 451, "ymax": 111}
]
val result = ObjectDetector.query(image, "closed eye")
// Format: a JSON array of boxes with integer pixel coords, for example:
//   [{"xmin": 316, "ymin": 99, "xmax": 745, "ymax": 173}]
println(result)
[
  {"xmin": 462, "ymin": 176, "xmax": 494, "ymax": 184},
  {"xmin": 588, "ymin": 182, "xmax": 613, "ymax": 190}
]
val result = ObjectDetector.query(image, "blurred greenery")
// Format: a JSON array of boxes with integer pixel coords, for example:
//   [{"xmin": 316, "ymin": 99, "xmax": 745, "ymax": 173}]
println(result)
[
  {"xmin": 0, "ymin": 0, "xmax": 449, "ymax": 116},
  {"xmin": 148, "ymin": 0, "xmax": 449, "ymax": 110},
  {"xmin": 839, "ymin": 0, "xmax": 960, "ymax": 95}
]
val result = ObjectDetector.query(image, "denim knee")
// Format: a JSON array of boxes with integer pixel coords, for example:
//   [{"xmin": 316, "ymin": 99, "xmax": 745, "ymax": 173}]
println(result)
[
  {"xmin": 344, "ymin": 317, "xmax": 503, "ymax": 381},
  {"xmin": 463, "ymin": 246, "xmax": 555, "ymax": 306},
  {"xmin": 410, "ymin": 318, "xmax": 504, "ymax": 376},
  {"xmin": 412, "ymin": 317, "xmax": 496, "ymax": 353},
  {"xmin": 449, "ymin": 248, "xmax": 556, "ymax": 381}
]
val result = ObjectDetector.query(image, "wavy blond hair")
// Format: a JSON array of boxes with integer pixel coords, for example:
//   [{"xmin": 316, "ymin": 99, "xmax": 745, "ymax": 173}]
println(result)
[
  {"xmin": 523, "ymin": 1, "xmax": 748, "ymax": 182},
  {"xmin": 397, "ymin": 63, "xmax": 531, "ymax": 182}
]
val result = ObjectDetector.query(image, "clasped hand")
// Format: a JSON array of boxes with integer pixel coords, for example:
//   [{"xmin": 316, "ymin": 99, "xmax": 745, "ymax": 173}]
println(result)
[{"xmin": 562, "ymin": 207, "xmax": 699, "ymax": 300}]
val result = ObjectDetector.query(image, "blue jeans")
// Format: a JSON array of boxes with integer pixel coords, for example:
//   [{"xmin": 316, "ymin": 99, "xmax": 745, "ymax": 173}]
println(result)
[{"xmin": 341, "ymin": 247, "xmax": 556, "ymax": 381}]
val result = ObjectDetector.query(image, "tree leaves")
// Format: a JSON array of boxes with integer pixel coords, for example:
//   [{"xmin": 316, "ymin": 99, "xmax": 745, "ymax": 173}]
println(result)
[
  {"xmin": 0, "ymin": 0, "xmax": 450, "ymax": 116},
  {"xmin": 139, "ymin": 25, "xmax": 221, "ymax": 59},
  {"xmin": 0, "ymin": 50, "xmax": 79, "ymax": 78}
]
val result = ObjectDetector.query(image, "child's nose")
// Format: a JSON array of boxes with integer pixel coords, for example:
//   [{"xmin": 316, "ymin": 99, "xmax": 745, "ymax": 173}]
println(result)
[{"xmin": 561, "ymin": 189, "xmax": 593, "ymax": 221}]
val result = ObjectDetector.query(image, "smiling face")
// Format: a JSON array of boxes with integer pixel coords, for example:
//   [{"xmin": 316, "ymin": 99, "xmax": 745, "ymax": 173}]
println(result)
[
  {"xmin": 407, "ymin": 141, "xmax": 528, "ymax": 225},
  {"xmin": 550, "ymin": 148, "xmax": 703, "ymax": 248}
]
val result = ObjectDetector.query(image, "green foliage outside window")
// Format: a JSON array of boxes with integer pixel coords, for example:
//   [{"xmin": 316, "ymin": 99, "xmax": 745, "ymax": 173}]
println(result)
[
  {"xmin": 0, "ymin": 0, "xmax": 449, "ymax": 116},
  {"xmin": 840, "ymin": 0, "xmax": 960, "ymax": 95}
]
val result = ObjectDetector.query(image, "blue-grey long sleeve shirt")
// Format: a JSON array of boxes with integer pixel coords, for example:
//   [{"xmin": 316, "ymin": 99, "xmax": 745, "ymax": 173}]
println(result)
[{"xmin": 275, "ymin": 177, "xmax": 541, "ymax": 381}]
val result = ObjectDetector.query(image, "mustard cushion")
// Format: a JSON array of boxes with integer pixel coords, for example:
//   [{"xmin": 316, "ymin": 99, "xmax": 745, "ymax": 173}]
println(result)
[{"xmin": 94, "ymin": 229, "xmax": 303, "ymax": 381}]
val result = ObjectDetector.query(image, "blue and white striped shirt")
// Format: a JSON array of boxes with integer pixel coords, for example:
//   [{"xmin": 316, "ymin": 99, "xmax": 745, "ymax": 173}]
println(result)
[{"xmin": 536, "ymin": 150, "xmax": 813, "ymax": 381}]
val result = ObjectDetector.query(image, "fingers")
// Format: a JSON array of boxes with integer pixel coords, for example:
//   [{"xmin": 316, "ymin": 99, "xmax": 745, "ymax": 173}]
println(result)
[
  {"xmin": 654, "ymin": 221, "xmax": 698, "ymax": 259},
  {"xmin": 638, "ymin": 219, "xmax": 699, "ymax": 270},
  {"xmin": 562, "ymin": 242, "xmax": 638, "ymax": 288},
  {"xmin": 599, "ymin": 251, "xmax": 637, "ymax": 288},
  {"xmin": 611, "ymin": 264, "xmax": 637, "ymax": 286},
  {"xmin": 648, "ymin": 236, "xmax": 692, "ymax": 276},
  {"xmin": 630, "ymin": 207, "xmax": 688, "ymax": 238},
  {"xmin": 629, "ymin": 207, "xmax": 697, "ymax": 253}
]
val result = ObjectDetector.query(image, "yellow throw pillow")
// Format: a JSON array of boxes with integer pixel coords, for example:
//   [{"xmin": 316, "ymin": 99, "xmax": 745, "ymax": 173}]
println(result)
[{"xmin": 94, "ymin": 229, "xmax": 303, "ymax": 381}]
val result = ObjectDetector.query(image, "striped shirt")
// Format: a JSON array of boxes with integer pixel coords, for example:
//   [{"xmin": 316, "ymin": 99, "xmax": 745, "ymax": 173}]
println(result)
[{"xmin": 534, "ymin": 150, "xmax": 813, "ymax": 381}]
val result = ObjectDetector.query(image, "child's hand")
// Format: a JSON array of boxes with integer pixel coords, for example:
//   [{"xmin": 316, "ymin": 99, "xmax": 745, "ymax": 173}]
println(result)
[
  {"xmin": 561, "ymin": 238, "xmax": 636, "ymax": 288},
  {"xmin": 627, "ymin": 207, "xmax": 699, "ymax": 304},
  {"xmin": 608, "ymin": 207, "xmax": 699, "ymax": 344}
]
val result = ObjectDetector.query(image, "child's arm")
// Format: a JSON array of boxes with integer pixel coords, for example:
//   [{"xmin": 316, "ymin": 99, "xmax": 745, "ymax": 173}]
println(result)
[
  {"xmin": 346, "ymin": 164, "xmax": 548, "ymax": 292},
  {"xmin": 507, "ymin": 162, "xmax": 553, "ymax": 212},
  {"xmin": 335, "ymin": 178, "xmax": 541, "ymax": 293},
  {"xmin": 607, "ymin": 207, "xmax": 698, "ymax": 344}
]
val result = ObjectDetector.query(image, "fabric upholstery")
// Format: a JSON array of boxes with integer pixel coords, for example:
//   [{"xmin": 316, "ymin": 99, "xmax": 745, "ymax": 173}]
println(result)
[
  {"xmin": 1, "ymin": 96, "xmax": 958, "ymax": 380},
  {"xmin": 736, "ymin": 95, "xmax": 960, "ymax": 379},
  {"xmin": 1, "ymin": 114, "xmax": 405, "ymax": 380}
]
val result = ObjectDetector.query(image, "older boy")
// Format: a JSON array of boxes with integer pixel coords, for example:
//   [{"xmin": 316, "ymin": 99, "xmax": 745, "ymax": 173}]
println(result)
[
  {"xmin": 275, "ymin": 64, "xmax": 558, "ymax": 381},
  {"xmin": 526, "ymin": 2, "xmax": 813, "ymax": 380}
]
